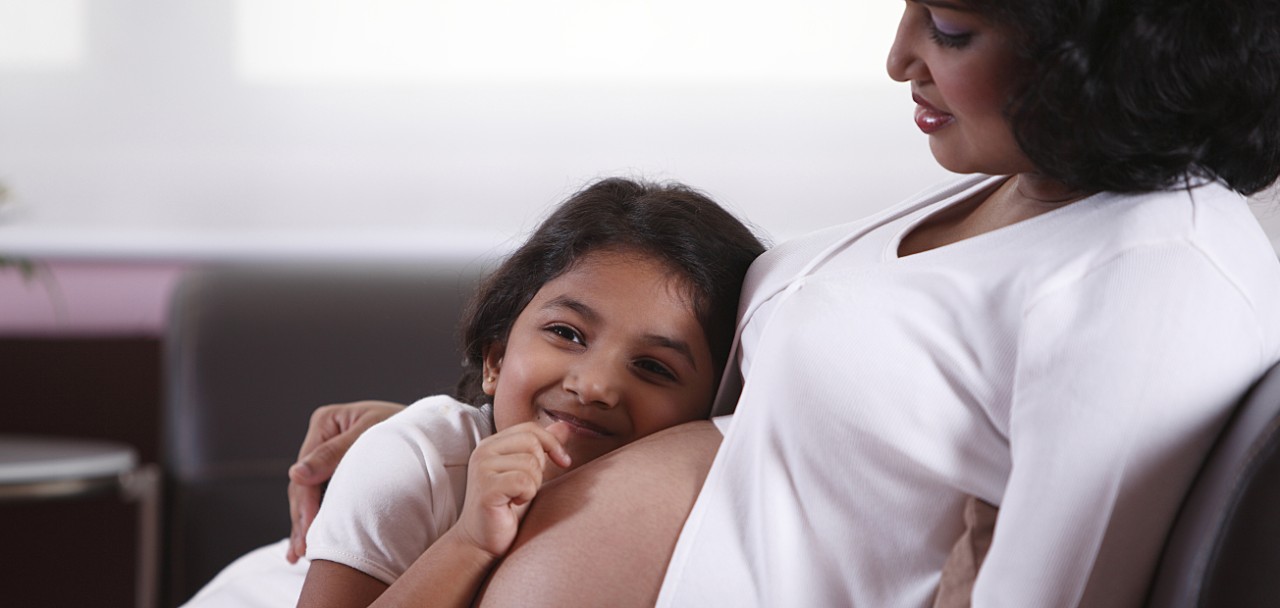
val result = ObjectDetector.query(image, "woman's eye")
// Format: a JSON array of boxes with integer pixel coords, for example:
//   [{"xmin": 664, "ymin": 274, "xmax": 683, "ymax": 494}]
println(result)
[
  {"xmin": 927, "ymin": 13, "xmax": 972, "ymax": 49},
  {"xmin": 546, "ymin": 324, "xmax": 584, "ymax": 345},
  {"xmin": 635, "ymin": 359, "xmax": 678, "ymax": 381}
]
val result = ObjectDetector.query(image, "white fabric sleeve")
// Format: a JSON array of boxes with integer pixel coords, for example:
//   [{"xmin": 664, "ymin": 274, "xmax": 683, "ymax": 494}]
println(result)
[
  {"xmin": 305, "ymin": 397, "xmax": 487, "ymax": 585},
  {"xmin": 972, "ymin": 244, "xmax": 1265, "ymax": 607}
]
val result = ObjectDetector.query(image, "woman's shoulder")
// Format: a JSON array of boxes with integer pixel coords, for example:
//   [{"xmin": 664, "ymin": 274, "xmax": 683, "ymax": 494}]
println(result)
[
  {"xmin": 1068, "ymin": 183, "xmax": 1276, "ymax": 277},
  {"xmin": 1027, "ymin": 182, "xmax": 1280, "ymax": 346}
]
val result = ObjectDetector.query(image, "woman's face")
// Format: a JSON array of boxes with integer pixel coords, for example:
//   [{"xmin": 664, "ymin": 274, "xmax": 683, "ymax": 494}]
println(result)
[
  {"xmin": 482, "ymin": 248, "xmax": 717, "ymax": 469},
  {"xmin": 886, "ymin": 0, "xmax": 1035, "ymax": 176}
]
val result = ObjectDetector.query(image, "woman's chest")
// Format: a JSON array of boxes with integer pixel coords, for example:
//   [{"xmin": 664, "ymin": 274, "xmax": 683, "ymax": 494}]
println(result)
[{"xmin": 733, "ymin": 246, "xmax": 1032, "ymax": 499}]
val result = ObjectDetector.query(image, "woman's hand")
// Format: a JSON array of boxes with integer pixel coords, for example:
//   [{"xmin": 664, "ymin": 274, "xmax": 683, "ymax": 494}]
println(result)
[
  {"xmin": 286, "ymin": 399, "xmax": 406, "ymax": 563},
  {"xmin": 453, "ymin": 421, "xmax": 573, "ymax": 559}
]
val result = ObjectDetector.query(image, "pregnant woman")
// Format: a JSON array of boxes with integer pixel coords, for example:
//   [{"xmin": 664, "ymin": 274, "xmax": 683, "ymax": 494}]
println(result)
[{"xmin": 287, "ymin": 0, "xmax": 1280, "ymax": 605}]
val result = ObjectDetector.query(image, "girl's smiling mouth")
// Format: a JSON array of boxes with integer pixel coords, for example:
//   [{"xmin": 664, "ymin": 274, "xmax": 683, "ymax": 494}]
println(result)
[{"xmin": 542, "ymin": 408, "xmax": 614, "ymax": 438}]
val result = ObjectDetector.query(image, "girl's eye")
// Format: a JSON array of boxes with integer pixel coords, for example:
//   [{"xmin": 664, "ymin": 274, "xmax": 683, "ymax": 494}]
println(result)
[
  {"xmin": 635, "ymin": 359, "xmax": 678, "ymax": 382},
  {"xmin": 926, "ymin": 12, "xmax": 972, "ymax": 49},
  {"xmin": 546, "ymin": 324, "xmax": 584, "ymax": 345}
]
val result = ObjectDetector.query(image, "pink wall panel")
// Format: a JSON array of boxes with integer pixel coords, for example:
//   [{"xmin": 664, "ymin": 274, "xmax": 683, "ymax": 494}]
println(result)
[{"xmin": 0, "ymin": 262, "xmax": 187, "ymax": 336}]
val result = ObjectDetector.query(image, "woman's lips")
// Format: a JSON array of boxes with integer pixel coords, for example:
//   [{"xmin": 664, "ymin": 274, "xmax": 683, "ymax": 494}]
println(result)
[
  {"xmin": 542, "ymin": 409, "xmax": 613, "ymax": 438},
  {"xmin": 913, "ymin": 94, "xmax": 954, "ymax": 134}
]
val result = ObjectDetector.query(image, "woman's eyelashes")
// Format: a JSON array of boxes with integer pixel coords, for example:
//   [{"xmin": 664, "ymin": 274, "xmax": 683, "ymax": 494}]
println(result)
[{"xmin": 926, "ymin": 12, "xmax": 972, "ymax": 48}]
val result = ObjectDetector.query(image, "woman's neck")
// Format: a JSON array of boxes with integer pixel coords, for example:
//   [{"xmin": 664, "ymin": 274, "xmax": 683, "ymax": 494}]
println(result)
[
  {"xmin": 897, "ymin": 173, "xmax": 1092, "ymax": 257},
  {"xmin": 1010, "ymin": 173, "xmax": 1091, "ymax": 205}
]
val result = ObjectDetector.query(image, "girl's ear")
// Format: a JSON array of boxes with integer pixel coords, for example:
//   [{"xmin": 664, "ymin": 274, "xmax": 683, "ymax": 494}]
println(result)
[{"xmin": 481, "ymin": 343, "xmax": 506, "ymax": 396}]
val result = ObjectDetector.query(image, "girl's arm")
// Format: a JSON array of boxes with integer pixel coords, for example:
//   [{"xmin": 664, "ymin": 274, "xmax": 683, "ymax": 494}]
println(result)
[
  {"xmin": 367, "ymin": 526, "xmax": 500, "ymax": 607},
  {"xmin": 293, "ymin": 397, "xmax": 491, "ymax": 608},
  {"xmin": 298, "ymin": 561, "xmax": 388, "ymax": 608},
  {"xmin": 370, "ymin": 421, "xmax": 573, "ymax": 608}
]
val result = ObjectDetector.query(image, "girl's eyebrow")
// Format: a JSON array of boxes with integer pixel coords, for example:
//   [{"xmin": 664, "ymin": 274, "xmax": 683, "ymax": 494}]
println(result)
[
  {"xmin": 643, "ymin": 335, "xmax": 699, "ymax": 371},
  {"xmin": 544, "ymin": 295, "xmax": 598, "ymax": 321},
  {"xmin": 915, "ymin": 0, "xmax": 974, "ymax": 12},
  {"xmin": 544, "ymin": 295, "xmax": 698, "ymax": 371}
]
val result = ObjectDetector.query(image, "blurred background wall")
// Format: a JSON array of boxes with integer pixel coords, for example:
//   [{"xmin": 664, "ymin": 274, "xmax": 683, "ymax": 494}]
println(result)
[
  {"xmin": 0, "ymin": 2, "xmax": 946, "ymax": 260},
  {"xmin": 0, "ymin": 0, "xmax": 964, "ymax": 334},
  {"xmin": 2, "ymin": 0, "xmax": 1276, "ymax": 332}
]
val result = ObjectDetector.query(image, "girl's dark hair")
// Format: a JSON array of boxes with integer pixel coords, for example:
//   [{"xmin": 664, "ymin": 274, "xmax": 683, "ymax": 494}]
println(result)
[
  {"xmin": 454, "ymin": 177, "xmax": 767, "ymax": 405},
  {"xmin": 969, "ymin": 0, "xmax": 1280, "ymax": 195}
]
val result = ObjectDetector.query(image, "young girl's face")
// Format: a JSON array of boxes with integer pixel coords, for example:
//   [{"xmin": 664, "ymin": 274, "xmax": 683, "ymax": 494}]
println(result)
[
  {"xmin": 886, "ymin": 0, "xmax": 1035, "ymax": 176},
  {"xmin": 482, "ymin": 248, "xmax": 717, "ymax": 469}
]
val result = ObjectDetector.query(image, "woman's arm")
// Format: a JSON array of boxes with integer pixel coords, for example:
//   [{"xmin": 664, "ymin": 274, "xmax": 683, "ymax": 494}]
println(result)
[
  {"xmin": 476, "ymin": 420, "xmax": 722, "ymax": 607},
  {"xmin": 287, "ymin": 400, "xmax": 407, "ymax": 563},
  {"xmin": 974, "ymin": 247, "xmax": 1266, "ymax": 606}
]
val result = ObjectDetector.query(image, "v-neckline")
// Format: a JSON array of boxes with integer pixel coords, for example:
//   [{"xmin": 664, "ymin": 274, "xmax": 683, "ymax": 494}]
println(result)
[{"xmin": 891, "ymin": 176, "xmax": 1092, "ymax": 261}]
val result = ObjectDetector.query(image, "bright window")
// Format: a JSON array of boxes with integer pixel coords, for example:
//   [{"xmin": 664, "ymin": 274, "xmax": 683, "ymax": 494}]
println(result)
[
  {"xmin": 234, "ymin": 0, "xmax": 900, "ymax": 85},
  {"xmin": 0, "ymin": 0, "xmax": 85, "ymax": 69}
]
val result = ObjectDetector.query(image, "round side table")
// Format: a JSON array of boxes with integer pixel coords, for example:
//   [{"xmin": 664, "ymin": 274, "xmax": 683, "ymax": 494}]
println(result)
[{"xmin": 0, "ymin": 434, "xmax": 160, "ymax": 608}]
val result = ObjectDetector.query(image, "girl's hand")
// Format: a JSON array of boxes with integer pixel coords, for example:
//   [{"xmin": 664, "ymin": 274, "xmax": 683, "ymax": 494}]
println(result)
[{"xmin": 454, "ymin": 421, "xmax": 573, "ymax": 558}]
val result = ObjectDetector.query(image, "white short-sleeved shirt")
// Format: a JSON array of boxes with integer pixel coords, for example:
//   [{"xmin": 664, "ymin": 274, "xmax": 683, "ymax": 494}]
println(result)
[
  {"xmin": 307, "ymin": 395, "xmax": 494, "ymax": 584},
  {"xmin": 182, "ymin": 395, "xmax": 493, "ymax": 608},
  {"xmin": 659, "ymin": 175, "xmax": 1280, "ymax": 607}
]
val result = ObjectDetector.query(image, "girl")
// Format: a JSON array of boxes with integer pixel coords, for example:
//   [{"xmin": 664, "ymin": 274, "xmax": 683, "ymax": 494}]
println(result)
[{"xmin": 185, "ymin": 177, "xmax": 765, "ymax": 607}]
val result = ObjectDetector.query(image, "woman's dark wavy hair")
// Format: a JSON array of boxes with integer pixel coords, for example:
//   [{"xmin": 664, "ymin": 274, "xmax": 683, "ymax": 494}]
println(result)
[
  {"xmin": 454, "ymin": 177, "xmax": 767, "ymax": 405},
  {"xmin": 969, "ymin": 0, "xmax": 1280, "ymax": 195}
]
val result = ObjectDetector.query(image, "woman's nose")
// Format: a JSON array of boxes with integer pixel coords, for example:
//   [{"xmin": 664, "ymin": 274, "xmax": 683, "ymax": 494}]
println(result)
[
  {"xmin": 564, "ymin": 358, "xmax": 622, "ymax": 409},
  {"xmin": 886, "ymin": 5, "xmax": 920, "ymax": 83}
]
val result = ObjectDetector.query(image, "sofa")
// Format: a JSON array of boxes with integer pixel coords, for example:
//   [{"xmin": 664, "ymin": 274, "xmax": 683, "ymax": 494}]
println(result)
[{"xmin": 162, "ymin": 263, "xmax": 482, "ymax": 605}]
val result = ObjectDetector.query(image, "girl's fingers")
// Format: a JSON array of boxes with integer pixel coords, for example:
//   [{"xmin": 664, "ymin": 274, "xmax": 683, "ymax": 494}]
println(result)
[
  {"xmin": 476, "ymin": 453, "xmax": 549, "ymax": 484},
  {"xmin": 457, "ymin": 422, "xmax": 575, "ymax": 557},
  {"xmin": 476, "ymin": 421, "xmax": 572, "ymax": 471},
  {"xmin": 480, "ymin": 470, "xmax": 541, "ymax": 506},
  {"xmin": 542, "ymin": 421, "xmax": 573, "ymax": 469}
]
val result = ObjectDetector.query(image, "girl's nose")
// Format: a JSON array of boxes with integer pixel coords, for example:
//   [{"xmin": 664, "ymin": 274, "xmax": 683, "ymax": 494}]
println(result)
[
  {"xmin": 886, "ymin": 5, "xmax": 921, "ymax": 83},
  {"xmin": 564, "ymin": 358, "xmax": 622, "ymax": 409}
]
